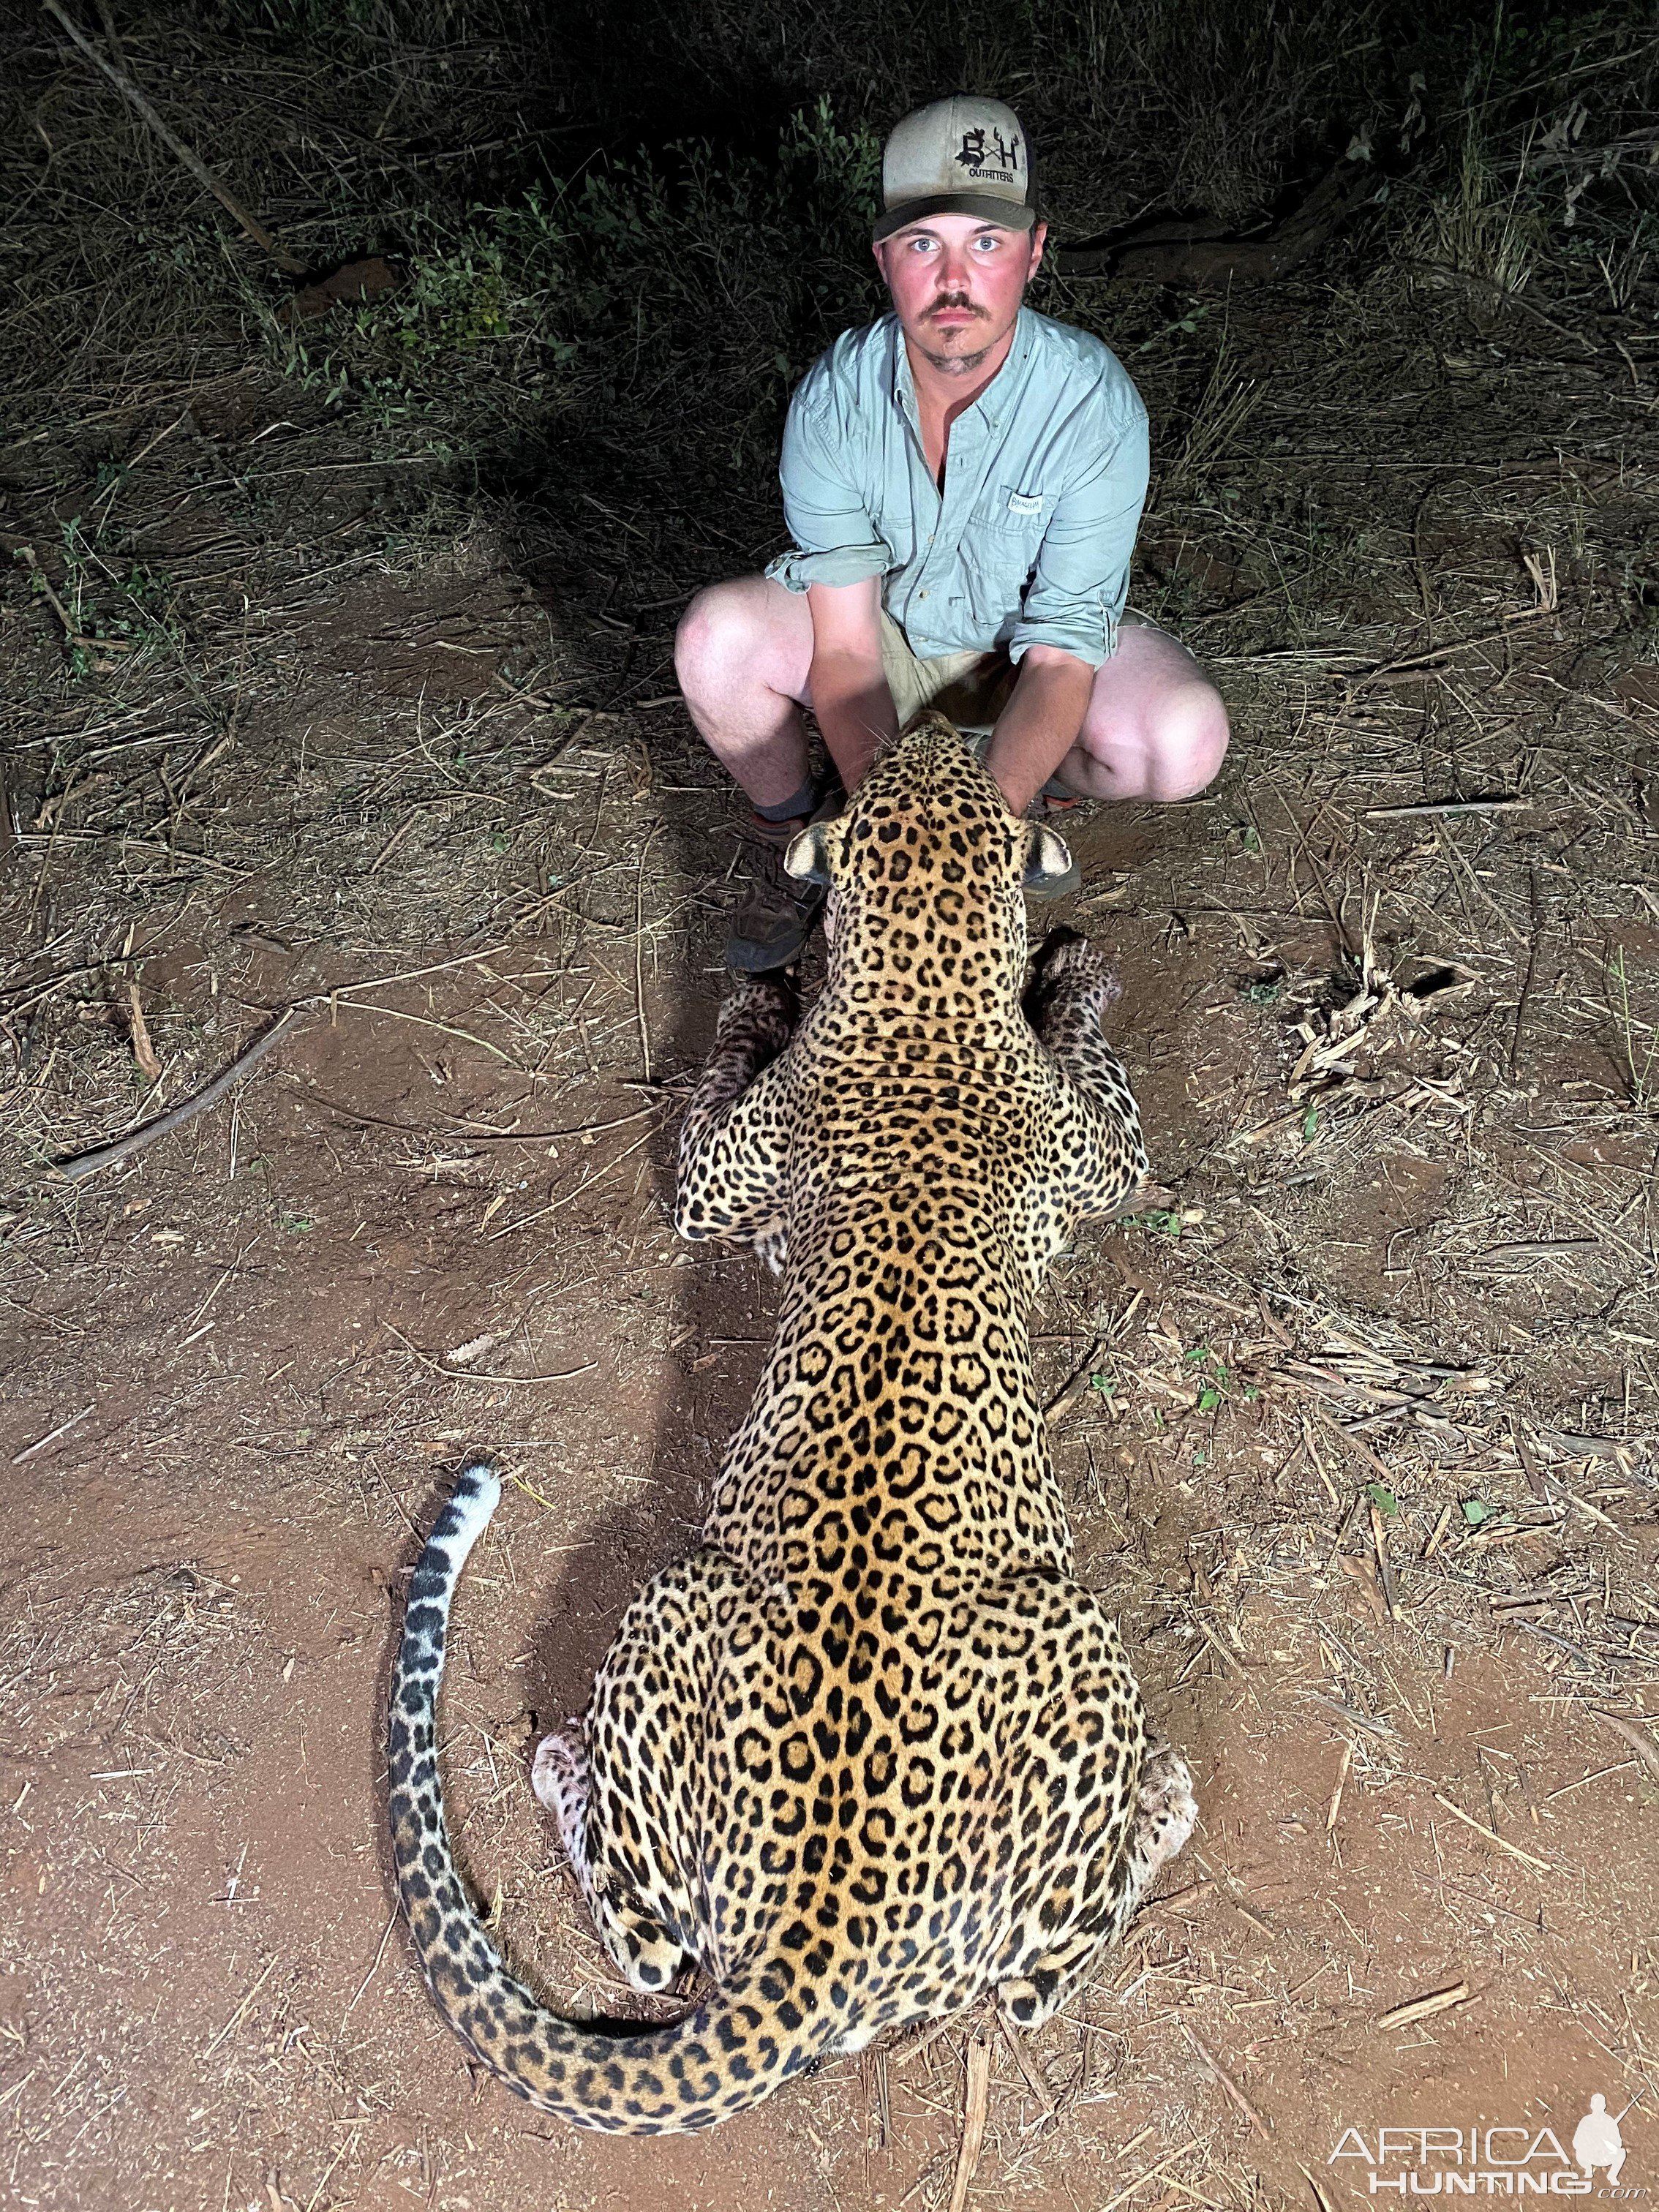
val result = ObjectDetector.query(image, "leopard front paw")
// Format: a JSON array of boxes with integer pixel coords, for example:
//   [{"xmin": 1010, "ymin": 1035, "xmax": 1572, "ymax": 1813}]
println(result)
[
  {"xmin": 531, "ymin": 1720, "xmax": 588, "ymax": 1825},
  {"xmin": 1031, "ymin": 927, "xmax": 1119, "ymax": 998},
  {"xmin": 716, "ymin": 971, "xmax": 799, "ymax": 1052},
  {"xmin": 1133, "ymin": 1739, "xmax": 1198, "ymax": 1878}
]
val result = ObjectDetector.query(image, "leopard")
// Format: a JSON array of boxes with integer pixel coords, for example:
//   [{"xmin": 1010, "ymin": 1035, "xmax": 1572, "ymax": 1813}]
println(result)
[{"xmin": 387, "ymin": 712, "xmax": 1197, "ymax": 2135}]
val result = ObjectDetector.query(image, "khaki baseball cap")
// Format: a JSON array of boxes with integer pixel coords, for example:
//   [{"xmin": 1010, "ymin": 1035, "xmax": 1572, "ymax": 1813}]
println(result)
[{"xmin": 873, "ymin": 95, "xmax": 1037, "ymax": 243}]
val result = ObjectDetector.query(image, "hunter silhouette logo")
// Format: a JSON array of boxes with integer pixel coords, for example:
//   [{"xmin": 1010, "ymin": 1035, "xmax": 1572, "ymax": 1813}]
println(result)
[{"xmin": 1573, "ymin": 2099, "xmax": 1630, "ymax": 2186}]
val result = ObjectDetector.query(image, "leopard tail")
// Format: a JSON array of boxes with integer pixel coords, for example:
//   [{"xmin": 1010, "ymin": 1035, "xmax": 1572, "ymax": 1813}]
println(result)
[{"xmin": 388, "ymin": 1464, "xmax": 825, "ymax": 2134}]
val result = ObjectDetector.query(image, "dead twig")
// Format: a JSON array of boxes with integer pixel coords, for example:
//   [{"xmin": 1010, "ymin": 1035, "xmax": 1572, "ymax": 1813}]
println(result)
[
  {"xmin": 383, "ymin": 1322, "xmax": 597, "ymax": 1389},
  {"xmin": 1509, "ymin": 867, "xmax": 1545, "ymax": 1080},
  {"xmin": 1355, "ymin": 611, "xmax": 1550, "ymax": 684},
  {"xmin": 1100, "ymin": 2139, "xmax": 1204, "ymax": 2212},
  {"xmin": 1363, "ymin": 797, "xmax": 1533, "ymax": 819},
  {"xmin": 9, "ymin": 542, "xmax": 93, "ymax": 652},
  {"xmin": 633, "ymin": 819, "xmax": 661, "ymax": 1086},
  {"xmin": 1377, "ymin": 1979, "xmax": 1474, "ymax": 2030},
  {"xmin": 947, "ymin": 2031, "xmax": 993, "ymax": 2212},
  {"xmin": 1592, "ymin": 1711, "xmax": 1659, "ymax": 1783},
  {"xmin": 1368, "ymin": 1496, "xmax": 1402, "ymax": 1621},
  {"xmin": 1045, "ymin": 1334, "xmax": 1112, "ymax": 1425},
  {"xmin": 53, "ymin": 1006, "xmax": 308, "ymax": 1184},
  {"xmin": 1301, "ymin": 2164, "xmax": 1341, "ymax": 2212},
  {"xmin": 1181, "ymin": 2021, "xmax": 1273, "ymax": 2137},
  {"xmin": 1045, "ymin": 1293, "xmax": 1145, "ymax": 1423},
  {"xmin": 1061, "ymin": 160, "xmax": 1372, "ymax": 285},
  {"xmin": 994, "ymin": 2009, "xmax": 1056, "ymax": 2118},
  {"xmin": 11, "ymin": 1403, "xmax": 94, "ymax": 1465},
  {"xmin": 202, "ymin": 1955, "xmax": 276, "ymax": 2058},
  {"xmin": 121, "ymin": 977, "xmax": 162, "ymax": 1084},
  {"xmin": 340, "ymin": 1905, "xmax": 398, "ymax": 2024},
  {"xmin": 1431, "ymin": 1791, "xmax": 1553, "ymax": 1874},
  {"xmin": 40, "ymin": 0, "xmax": 307, "ymax": 273}
]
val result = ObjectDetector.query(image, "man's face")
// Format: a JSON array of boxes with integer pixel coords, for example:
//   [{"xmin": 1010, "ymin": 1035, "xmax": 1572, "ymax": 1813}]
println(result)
[{"xmin": 874, "ymin": 213, "xmax": 1047, "ymax": 377}]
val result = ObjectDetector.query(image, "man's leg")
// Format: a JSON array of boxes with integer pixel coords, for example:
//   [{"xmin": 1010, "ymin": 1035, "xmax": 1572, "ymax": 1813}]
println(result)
[
  {"xmin": 674, "ymin": 575, "xmax": 816, "ymax": 812},
  {"xmin": 676, "ymin": 576, "xmax": 842, "ymax": 971},
  {"xmin": 1050, "ymin": 622, "xmax": 1229, "ymax": 802}
]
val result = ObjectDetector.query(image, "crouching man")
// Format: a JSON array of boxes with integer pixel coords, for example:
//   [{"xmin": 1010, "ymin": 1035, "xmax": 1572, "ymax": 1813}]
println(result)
[{"xmin": 676, "ymin": 94, "xmax": 1230, "ymax": 970}]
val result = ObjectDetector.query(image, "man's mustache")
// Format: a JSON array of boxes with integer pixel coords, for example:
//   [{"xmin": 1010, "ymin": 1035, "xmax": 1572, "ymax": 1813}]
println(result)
[{"xmin": 925, "ymin": 295, "xmax": 989, "ymax": 320}]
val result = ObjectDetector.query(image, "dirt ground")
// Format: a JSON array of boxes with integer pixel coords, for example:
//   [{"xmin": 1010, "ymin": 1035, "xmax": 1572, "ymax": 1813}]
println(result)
[{"xmin": 4, "ymin": 61, "xmax": 1659, "ymax": 2212}]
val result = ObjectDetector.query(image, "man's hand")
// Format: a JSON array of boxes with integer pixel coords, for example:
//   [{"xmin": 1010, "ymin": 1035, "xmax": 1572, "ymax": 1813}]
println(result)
[
  {"xmin": 983, "ymin": 644, "xmax": 1094, "ymax": 816},
  {"xmin": 807, "ymin": 577, "xmax": 898, "ymax": 791}
]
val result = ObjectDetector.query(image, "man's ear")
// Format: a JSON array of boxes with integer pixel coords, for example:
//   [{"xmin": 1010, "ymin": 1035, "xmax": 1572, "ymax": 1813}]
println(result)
[
  {"xmin": 785, "ymin": 821, "xmax": 839, "ymax": 887},
  {"xmin": 1023, "ymin": 821, "xmax": 1073, "ymax": 891}
]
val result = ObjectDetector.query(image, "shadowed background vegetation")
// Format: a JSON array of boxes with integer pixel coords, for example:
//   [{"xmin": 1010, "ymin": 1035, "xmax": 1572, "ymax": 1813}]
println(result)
[{"xmin": 7, "ymin": 0, "xmax": 1658, "ymax": 575}]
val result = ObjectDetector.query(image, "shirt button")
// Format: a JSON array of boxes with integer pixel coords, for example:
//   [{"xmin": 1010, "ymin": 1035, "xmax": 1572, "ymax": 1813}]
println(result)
[{"xmin": 917, "ymin": 590, "xmax": 929, "ymax": 600}]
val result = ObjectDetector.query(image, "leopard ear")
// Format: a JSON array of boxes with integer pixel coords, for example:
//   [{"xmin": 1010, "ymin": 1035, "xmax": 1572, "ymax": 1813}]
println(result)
[
  {"xmin": 1023, "ymin": 822, "xmax": 1074, "ymax": 891},
  {"xmin": 784, "ymin": 821, "xmax": 839, "ymax": 886}
]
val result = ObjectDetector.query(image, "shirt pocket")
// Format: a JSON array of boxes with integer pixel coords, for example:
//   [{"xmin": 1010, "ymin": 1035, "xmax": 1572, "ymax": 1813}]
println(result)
[
  {"xmin": 972, "ymin": 483, "xmax": 1050, "ymax": 575},
  {"xmin": 956, "ymin": 486, "xmax": 1048, "ymax": 633}
]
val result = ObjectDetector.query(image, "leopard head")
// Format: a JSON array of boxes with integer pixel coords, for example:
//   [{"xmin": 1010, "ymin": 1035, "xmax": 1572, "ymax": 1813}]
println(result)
[{"xmin": 785, "ymin": 715, "xmax": 1072, "ymax": 1025}]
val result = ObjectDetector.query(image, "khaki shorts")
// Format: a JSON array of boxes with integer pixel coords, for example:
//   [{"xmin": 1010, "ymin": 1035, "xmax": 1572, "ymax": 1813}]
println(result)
[{"xmin": 879, "ymin": 609, "xmax": 1154, "ymax": 734}]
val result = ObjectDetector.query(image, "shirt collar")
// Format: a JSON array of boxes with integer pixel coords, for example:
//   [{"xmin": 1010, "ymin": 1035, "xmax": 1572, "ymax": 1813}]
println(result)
[{"xmin": 887, "ymin": 305, "xmax": 1035, "ymax": 429}]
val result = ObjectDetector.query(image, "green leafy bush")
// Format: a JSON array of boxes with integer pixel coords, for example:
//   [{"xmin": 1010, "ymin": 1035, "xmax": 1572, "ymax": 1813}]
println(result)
[{"xmin": 262, "ymin": 99, "xmax": 881, "ymax": 492}]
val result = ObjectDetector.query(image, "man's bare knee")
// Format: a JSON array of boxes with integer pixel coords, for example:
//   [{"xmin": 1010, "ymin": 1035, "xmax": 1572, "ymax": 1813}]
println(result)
[
  {"xmin": 676, "ymin": 579, "xmax": 767, "ymax": 693},
  {"xmin": 673, "ymin": 578, "xmax": 815, "ymax": 805},
  {"xmin": 1144, "ymin": 681, "xmax": 1228, "ymax": 801}
]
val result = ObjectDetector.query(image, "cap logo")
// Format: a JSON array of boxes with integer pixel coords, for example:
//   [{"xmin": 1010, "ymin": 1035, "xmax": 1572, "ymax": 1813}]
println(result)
[
  {"xmin": 955, "ymin": 125, "xmax": 1021, "ymax": 182},
  {"xmin": 873, "ymin": 97, "xmax": 1036, "ymax": 241}
]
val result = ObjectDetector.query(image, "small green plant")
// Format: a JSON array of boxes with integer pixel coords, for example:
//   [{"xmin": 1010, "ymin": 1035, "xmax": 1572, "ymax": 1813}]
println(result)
[
  {"xmin": 1610, "ymin": 947, "xmax": 1657, "ymax": 1105},
  {"xmin": 268, "ymin": 195, "xmax": 576, "ymax": 464},
  {"xmin": 20, "ymin": 519, "xmax": 180, "ymax": 679},
  {"xmin": 1132, "ymin": 301, "xmax": 1214, "ymax": 357},
  {"xmin": 1184, "ymin": 1344, "xmax": 1231, "ymax": 1415},
  {"xmin": 1240, "ymin": 975, "xmax": 1283, "ymax": 1006}
]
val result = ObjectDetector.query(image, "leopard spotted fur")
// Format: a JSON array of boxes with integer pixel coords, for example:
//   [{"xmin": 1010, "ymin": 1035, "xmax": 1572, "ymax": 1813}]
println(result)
[{"xmin": 388, "ymin": 715, "xmax": 1197, "ymax": 2134}]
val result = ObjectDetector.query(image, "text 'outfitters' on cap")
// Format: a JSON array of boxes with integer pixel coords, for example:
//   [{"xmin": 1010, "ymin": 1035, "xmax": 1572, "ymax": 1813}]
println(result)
[{"xmin": 873, "ymin": 94, "xmax": 1038, "ymax": 243}]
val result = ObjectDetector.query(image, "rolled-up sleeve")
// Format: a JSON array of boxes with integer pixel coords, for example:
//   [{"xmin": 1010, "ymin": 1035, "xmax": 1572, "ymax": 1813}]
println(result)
[
  {"xmin": 764, "ymin": 390, "xmax": 890, "ymax": 594},
  {"xmin": 1009, "ymin": 391, "xmax": 1149, "ymax": 666}
]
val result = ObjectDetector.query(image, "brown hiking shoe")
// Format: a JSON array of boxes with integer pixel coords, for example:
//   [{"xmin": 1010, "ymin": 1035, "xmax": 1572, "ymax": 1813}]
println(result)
[{"xmin": 724, "ymin": 793, "xmax": 841, "ymax": 973}]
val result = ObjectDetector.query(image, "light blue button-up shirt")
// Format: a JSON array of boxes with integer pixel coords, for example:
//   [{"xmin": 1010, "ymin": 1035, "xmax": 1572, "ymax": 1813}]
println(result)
[{"xmin": 765, "ymin": 306, "xmax": 1148, "ymax": 668}]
